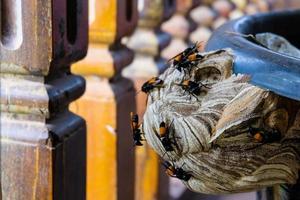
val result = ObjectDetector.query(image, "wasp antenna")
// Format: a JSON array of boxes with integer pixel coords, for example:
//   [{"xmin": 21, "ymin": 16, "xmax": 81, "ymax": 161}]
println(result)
[
  {"xmin": 199, "ymin": 82, "xmax": 211, "ymax": 89},
  {"xmin": 195, "ymin": 41, "xmax": 203, "ymax": 49},
  {"xmin": 168, "ymin": 51, "xmax": 183, "ymax": 63},
  {"xmin": 167, "ymin": 58, "xmax": 173, "ymax": 63}
]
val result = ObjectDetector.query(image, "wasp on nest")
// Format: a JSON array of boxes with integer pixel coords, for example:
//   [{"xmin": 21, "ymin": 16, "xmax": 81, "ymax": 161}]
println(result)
[{"xmin": 137, "ymin": 44, "xmax": 300, "ymax": 194}]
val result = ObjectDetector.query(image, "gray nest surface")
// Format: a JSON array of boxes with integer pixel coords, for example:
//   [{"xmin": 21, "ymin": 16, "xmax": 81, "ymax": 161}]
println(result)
[{"xmin": 142, "ymin": 49, "xmax": 300, "ymax": 194}]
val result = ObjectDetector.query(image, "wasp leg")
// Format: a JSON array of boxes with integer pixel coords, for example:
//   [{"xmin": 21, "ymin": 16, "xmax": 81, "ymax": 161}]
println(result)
[
  {"xmin": 171, "ymin": 140, "xmax": 180, "ymax": 151},
  {"xmin": 162, "ymin": 150, "xmax": 174, "ymax": 161},
  {"xmin": 188, "ymin": 66, "xmax": 192, "ymax": 76},
  {"xmin": 182, "ymin": 89, "xmax": 188, "ymax": 97},
  {"xmin": 199, "ymin": 82, "xmax": 211, "ymax": 89},
  {"xmin": 191, "ymin": 92, "xmax": 199, "ymax": 101}
]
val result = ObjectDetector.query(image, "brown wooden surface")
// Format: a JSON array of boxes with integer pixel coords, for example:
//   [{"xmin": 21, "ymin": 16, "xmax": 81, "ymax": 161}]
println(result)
[
  {"xmin": 1, "ymin": 0, "xmax": 88, "ymax": 199},
  {"xmin": 1, "ymin": 119, "xmax": 53, "ymax": 199},
  {"xmin": 70, "ymin": 77, "xmax": 118, "ymax": 200},
  {"xmin": 70, "ymin": 0, "xmax": 137, "ymax": 200},
  {"xmin": 89, "ymin": 0, "xmax": 138, "ymax": 43},
  {"xmin": 115, "ymin": 78, "xmax": 136, "ymax": 200},
  {"xmin": 70, "ymin": 76, "xmax": 136, "ymax": 200}
]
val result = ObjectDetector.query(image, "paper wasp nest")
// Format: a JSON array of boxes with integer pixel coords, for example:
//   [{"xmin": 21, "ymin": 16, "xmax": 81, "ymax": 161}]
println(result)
[{"xmin": 142, "ymin": 49, "xmax": 300, "ymax": 194}]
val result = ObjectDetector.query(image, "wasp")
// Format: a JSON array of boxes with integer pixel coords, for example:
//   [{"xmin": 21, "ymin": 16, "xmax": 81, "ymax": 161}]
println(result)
[
  {"xmin": 130, "ymin": 112, "xmax": 144, "ymax": 146},
  {"xmin": 176, "ymin": 53, "xmax": 204, "ymax": 73},
  {"xmin": 248, "ymin": 126, "xmax": 281, "ymax": 143},
  {"xmin": 176, "ymin": 49, "xmax": 229, "ymax": 73},
  {"xmin": 168, "ymin": 42, "xmax": 204, "ymax": 72},
  {"xmin": 140, "ymin": 77, "xmax": 164, "ymax": 94},
  {"xmin": 176, "ymin": 49, "xmax": 230, "ymax": 73},
  {"xmin": 162, "ymin": 161, "xmax": 192, "ymax": 181},
  {"xmin": 177, "ymin": 80, "xmax": 210, "ymax": 100},
  {"xmin": 156, "ymin": 121, "xmax": 176, "ymax": 152}
]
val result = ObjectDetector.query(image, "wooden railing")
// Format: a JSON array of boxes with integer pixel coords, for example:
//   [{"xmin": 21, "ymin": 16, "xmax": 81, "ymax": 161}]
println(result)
[
  {"xmin": 1, "ymin": 0, "xmax": 88, "ymax": 199},
  {"xmin": 124, "ymin": 0, "xmax": 175, "ymax": 199},
  {"xmin": 70, "ymin": 0, "xmax": 138, "ymax": 200}
]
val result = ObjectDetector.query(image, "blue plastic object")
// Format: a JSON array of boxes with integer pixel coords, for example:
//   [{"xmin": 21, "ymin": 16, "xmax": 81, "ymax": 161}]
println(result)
[{"xmin": 205, "ymin": 10, "xmax": 300, "ymax": 101}]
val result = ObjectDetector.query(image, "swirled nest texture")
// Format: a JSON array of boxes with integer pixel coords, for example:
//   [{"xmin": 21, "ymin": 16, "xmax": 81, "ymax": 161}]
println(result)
[{"xmin": 142, "ymin": 49, "xmax": 300, "ymax": 194}]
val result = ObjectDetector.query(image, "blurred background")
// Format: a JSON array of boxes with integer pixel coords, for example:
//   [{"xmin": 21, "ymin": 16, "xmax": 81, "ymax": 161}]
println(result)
[
  {"xmin": 2, "ymin": 0, "xmax": 300, "ymax": 199},
  {"xmin": 70, "ymin": 0, "xmax": 300, "ymax": 200}
]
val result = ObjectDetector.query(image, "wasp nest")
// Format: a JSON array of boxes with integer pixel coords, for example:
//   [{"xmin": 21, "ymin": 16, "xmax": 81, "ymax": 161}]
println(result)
[{"xmin": 142, "ymin": 49, "xmax": 300, "ymax": 194}]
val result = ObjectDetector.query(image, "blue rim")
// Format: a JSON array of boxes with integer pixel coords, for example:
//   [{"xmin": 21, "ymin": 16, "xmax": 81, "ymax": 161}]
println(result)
[{"xmin": 205, "ymin": 10, "xmax": 300, "ymax": 101}]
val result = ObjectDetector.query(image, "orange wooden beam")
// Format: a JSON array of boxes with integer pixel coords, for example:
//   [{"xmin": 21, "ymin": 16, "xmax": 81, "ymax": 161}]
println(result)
[{"xmin": 70, "ymin": 1, "xmax": 138, "ymax": 200}]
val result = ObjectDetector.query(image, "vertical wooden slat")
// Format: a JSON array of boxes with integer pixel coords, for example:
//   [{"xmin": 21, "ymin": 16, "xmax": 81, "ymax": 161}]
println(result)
[
  {"xmin": 123, "ymin": 1, "xmax": 175, "ymax": 200},
  {"xmin": 70, "ymin": 77, "xmax": 118, "ymax": 200},
  {"xmin": 189, "ymin": 4, "xmax": 214, "ymax": 50},
  {"xmin": 70, "ymin": 0, "xmax": 138, "ymax": 200},
  {"xmin": 0, "ymin": 0, "xmax": 88, "ymax": 199}
]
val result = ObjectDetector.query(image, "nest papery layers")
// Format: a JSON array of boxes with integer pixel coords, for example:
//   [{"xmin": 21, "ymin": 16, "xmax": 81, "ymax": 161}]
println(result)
[{"xmin": 142, "ymin": 49, "xmax": 300, "ymax": 194}]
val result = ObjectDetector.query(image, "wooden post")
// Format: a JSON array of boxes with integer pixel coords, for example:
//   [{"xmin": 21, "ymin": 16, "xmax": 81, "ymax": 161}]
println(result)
[
  {"xmin": 123, "ymin": 1, "xmax": 175, "ymax": 200},
  {"xmin": 189, "ymin": 4, "xmax": 214, "ymax": 51},
  {"xmin": 0, "ymin": 0, "xmax": 88, "ymax": 199},
  {"xmin": 70, "ymin": 0, "xmax": 138, "ymax": 200}
]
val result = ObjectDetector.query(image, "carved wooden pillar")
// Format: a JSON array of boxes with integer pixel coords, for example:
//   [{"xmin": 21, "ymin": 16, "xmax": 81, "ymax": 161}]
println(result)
[
  {"xmin": 0, "ymin": 0, "xmax": 88, "ymax": 199},
  {"xmin": 161, "ymin": 0, "xmax": 199, "ymax": 59},
  {"xmin": 123, "ymin": 0, "xmax": 175, "ymax": 200},
  {"xmin": 189, "ymin": 4, "xmax": 214, "ymax": 51},
  {"xmin": 190, "ymin": 0, "xmax": 268, "ymax": 51},
  {"xmin": 70, "ymin": 1, "xmax": 138, "ymax": 200}
]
